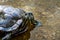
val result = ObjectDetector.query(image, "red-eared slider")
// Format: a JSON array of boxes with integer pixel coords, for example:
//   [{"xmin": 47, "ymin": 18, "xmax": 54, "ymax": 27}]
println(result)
[{"xmin": 0, "ymin": 5, "xmax": 41, "ymax": 40}]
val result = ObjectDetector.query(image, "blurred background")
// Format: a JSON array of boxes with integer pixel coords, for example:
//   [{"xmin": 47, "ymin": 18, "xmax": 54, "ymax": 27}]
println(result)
[{"xmin": 0, "ymin": 0, "xmax": 60, "ymax": 40}]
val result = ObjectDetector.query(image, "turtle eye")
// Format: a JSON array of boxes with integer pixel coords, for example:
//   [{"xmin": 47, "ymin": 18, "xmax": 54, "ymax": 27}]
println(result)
[{"xmin": 25, "ymin": 13, "xmax": 27, "ymax": 15}]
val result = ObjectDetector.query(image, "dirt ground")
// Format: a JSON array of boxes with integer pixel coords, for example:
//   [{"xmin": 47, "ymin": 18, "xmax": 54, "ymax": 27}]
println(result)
[{"xmin": 0, "ymin": 0, "xmax": 60, "ymax": 40}]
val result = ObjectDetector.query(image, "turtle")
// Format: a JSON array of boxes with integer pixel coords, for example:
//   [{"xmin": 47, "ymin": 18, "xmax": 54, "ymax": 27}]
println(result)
[{"xmin": 0, "ymin": 5, "xmax": 42, "ymax": 40}]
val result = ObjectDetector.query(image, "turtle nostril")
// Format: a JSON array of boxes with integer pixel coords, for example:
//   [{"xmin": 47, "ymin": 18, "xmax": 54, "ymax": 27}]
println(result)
[{"xmin": 28, "ymin": 12, "xmax": 32, "ymax": 15}]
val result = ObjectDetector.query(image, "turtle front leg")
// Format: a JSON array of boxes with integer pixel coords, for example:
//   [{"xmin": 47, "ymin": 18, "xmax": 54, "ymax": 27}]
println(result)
[{"xmin": 2, "ymin": 33, "xmax": 12, "ymax": 40}]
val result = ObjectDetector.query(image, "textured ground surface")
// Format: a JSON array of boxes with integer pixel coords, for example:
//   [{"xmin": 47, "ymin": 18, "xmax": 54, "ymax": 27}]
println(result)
[{"xmin": 0, "ymin": 0, "xmax": 60, "ymax": 40}]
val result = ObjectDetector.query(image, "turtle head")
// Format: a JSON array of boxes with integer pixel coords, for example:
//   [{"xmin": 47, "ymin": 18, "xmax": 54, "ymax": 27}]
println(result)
[{"xmin": 23, "ymin": 12, "xmax": 42, "ymax": 27}]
